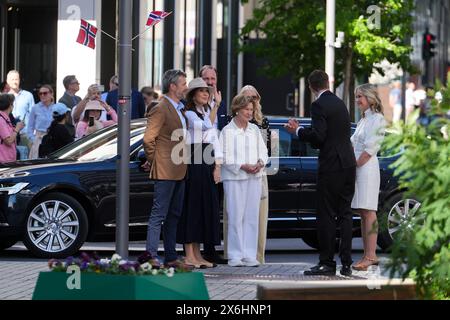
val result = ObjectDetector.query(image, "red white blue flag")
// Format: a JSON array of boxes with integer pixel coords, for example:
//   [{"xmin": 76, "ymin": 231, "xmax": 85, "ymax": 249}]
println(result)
[
  {"xmin": 76, "ymin": 19, "xmax": 98, "ymax": 49},
  {"xmin": 146, "ymin": 11, "xmax": 171, "ymax": 27}
]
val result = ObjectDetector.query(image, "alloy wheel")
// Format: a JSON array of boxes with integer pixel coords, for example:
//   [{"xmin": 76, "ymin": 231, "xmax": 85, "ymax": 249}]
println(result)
[
  {"xmin": 27, "ymin": 200, "xmax": 80, "ymax": 253},
  {"xmin": 387, "ymin": 198, "xmax": 421, "ymax": 239}
]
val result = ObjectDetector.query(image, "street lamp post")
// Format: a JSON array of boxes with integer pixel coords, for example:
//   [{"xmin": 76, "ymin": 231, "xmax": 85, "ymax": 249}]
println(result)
[
  {"xmin": 325, "ymin": 0, "xmax": 335, "ymax": 91},
  {"xmin": 116, "ymin": 0, "xmax": 132, "ymax": 259}
]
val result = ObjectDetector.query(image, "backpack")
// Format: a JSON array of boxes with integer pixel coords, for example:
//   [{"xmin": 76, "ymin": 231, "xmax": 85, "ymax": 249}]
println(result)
[{"xmin": 38, "ymin": 132, "xmax": 56, "ymax": 158}]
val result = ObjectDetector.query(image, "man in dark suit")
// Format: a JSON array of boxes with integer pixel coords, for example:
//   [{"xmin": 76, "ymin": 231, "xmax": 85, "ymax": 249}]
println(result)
[
  {"xmin": 286, "ymin": 70, "xmax": 356, "ymax": 276},
  {"xmin": 199, "ymin": 65, "xmax": 228, "ymax": 264},
  {"xmin": 106, "ymin": 83, "xmax": 146, "ymax": 120},
  {"xmin": 199, "ymin": 65, "xmax": 227, "ymax": 130}
]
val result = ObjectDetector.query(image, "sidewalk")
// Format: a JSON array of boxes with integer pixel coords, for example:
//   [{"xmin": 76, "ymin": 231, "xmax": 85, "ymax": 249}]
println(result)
[{"xmin": 0, "ymin": 256, "xmax": 392, "ymax": 300}]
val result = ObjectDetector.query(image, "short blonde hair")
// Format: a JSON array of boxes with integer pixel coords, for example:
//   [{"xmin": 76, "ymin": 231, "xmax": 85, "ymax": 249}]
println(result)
[
  {"xmin": 231, "ymin": 94, "xmax": 255, "ymax": 116},
  {"xmin": 240, "ymin": 85, "xmax": 263, "ymax": 125},
  {"xmin": 355, "ymin": 83, "xmax": 384, "ymax": 115}
]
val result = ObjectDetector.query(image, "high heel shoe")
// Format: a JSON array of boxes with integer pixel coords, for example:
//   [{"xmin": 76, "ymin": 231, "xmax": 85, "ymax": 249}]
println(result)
[{"xmin": 352, "ymin": 257, "xmax": 379, "ymax": 271}]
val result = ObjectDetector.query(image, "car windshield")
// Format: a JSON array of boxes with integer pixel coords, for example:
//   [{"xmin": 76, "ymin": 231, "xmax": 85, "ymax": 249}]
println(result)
[{"xmin": 49, "ymin": 122, "xmax": 147, "ymax": 161}]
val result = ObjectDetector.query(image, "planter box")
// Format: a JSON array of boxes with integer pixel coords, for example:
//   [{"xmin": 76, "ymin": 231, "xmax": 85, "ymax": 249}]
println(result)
[
  {"xmin": 32, "ymin": 271, "xmax": 209, "ymax": 300},
  {"xmin": 257, "ymin": 279, "xmax": 416, "ymax": 300}
]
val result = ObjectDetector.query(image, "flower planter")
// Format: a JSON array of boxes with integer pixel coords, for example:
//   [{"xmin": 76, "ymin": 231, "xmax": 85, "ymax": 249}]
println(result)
[{"xmin": 32, "ymin": 271, "xmax": 209, "ymax": 300}]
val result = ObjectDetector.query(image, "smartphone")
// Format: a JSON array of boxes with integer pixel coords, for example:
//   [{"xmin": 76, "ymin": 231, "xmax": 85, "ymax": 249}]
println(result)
[{"xmin": 88, "ymin": 116, "xmax": 95, "ymax": 127}]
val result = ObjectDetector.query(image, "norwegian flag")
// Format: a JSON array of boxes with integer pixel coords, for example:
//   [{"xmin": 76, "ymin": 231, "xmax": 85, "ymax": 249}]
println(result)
[
  {"xmin": 146, "ymin": 11, "xmax": 171, "ymax": 27},
  {"xmin": 76, "ymin": 19, "xmax": 98, "ymax": 49}
]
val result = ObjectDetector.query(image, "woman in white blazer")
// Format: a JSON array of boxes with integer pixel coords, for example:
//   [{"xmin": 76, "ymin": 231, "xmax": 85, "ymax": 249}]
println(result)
[
  {"xmin": 219, "ymin": 94, "xmax": 268, "ymax": 267},
  {"xmin": 351, "ymin": 84, "xmax": 387, "ymax": 271}
]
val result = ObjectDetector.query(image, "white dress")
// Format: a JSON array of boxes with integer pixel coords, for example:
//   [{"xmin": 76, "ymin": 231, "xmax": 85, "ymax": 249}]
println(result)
[{"xmin": 351, "ymin": 109, "xmax": 387, "ymax": 211}]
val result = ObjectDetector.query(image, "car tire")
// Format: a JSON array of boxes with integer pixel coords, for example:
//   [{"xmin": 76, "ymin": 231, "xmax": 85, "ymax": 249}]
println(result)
[
  {"xmin": 23, "ymin": 193, "xmax": 88, "ymax": 258},
  {"xmin": 377, "ymin": 192, "xmax": 421, "ymax": 252},
  {"xmin": 0, "ymin": 239, "xmax": 17, "ymax": 251}
]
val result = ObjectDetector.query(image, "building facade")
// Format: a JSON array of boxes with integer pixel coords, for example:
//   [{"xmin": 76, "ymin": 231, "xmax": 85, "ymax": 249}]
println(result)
[
  {"xmin": 0, "ymin": 0, "xmax": 296, "ymax": 115},
  {"xmin": 2, "ymin": 0, "xmax": 447, "ymax": 116}
]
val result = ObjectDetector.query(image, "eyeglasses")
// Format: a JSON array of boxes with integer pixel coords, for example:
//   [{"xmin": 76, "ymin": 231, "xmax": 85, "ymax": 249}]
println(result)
[
  {"xmin": 70, "ymin": 81, "xmax": 80, "ymax": 85},
  {"xmin": 38, "ymin": 91, "xmax": 50, "ymax": 96}
]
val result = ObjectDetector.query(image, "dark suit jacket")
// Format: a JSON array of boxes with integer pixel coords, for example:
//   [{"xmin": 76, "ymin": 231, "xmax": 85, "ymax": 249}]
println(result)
[
  {"xmin": 298, "ymin": 90, "xmax": 356, "ymax": 173},
  {"xmin": 106, "ymin": 89, "xmax": 146, "ymax": 120},
  {"xmin": 217, "ymin": 101, "xmax": 228, "ymax": 131}
]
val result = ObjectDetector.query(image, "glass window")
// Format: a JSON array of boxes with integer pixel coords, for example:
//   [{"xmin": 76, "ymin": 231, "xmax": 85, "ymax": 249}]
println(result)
[
  {"xmin": 183, "ymin": 0, "xmax": 197, "ymax": 80},
  {"xmin": 50, "ymin": 123, "xmax": 146, "ymax": 161},
  {"xmin": 139, "ymin": 0, "xmax": 165, "ymax": 91},
  {"xmin": 273, "ymin": 125, "xmax": 301, "ymax": 157}
]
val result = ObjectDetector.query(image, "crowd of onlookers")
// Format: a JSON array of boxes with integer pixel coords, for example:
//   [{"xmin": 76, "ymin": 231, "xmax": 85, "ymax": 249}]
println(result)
[
  {"xmin": 0, "ymin": 70, "xmax": 160, "ymax": 164},
  {"xmin": 388, "ymin": 80, "xmax": 442, "ymax": 125},
  {"xmin": 0, "ymin": 65, "xmax": 272, "ymax": 269}
]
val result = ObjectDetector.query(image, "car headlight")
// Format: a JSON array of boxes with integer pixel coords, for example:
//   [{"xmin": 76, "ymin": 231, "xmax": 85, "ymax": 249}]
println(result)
[{"xmin": 0, "ymin": 182, "xmax": 30, "ymax": 195}]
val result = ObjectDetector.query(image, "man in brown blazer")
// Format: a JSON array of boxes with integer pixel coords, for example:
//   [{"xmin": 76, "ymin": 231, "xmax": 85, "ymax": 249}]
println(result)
[{"xmin": 143, "ymin": 69, "xmax": 188, "ymax": 268}]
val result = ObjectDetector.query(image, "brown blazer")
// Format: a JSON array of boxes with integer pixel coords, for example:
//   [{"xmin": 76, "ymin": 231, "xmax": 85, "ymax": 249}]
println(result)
[{"xmin": 143, "ymin": 97, "xmax": 187, "ymax": 180}]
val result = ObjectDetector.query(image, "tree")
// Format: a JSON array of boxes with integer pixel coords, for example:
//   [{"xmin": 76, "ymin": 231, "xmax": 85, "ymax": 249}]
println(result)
[
  {"xmin": 383, "ymin": 75, "xmax": 450, "ymax": 299},
  {"xmin": 239, "ymin": 0, "xmax": 415, "ymax": 117}
]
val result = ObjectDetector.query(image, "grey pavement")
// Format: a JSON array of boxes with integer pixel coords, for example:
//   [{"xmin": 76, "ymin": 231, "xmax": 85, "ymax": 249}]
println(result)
[{"xmin": 0, "ymin": 239, "xmax": 392, "ymax": 300}]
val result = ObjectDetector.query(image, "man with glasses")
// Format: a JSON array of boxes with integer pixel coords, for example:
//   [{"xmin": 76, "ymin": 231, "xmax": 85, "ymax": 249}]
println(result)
[
  {"xmin": 199, "ymin": 65, "xmax": 227, "ymax": 130},
  {"xmin": 59, "ymin": 75, "xmax": 82, "ymax": 111},
  {"xmin": 105, "ymin": 75, "xmax": 146, "ymax": 120},
  {"xmin": 199, "ymin": 65, "xmax": 228, "ymax": 264},
  {"xmin": 7, "ymin": 70, "xmax": 35, "ymax": 158},
  {"xmin": 58, "ymin": 75, "xmax": 81, "ymax": 137},
  {"xmin": 101, "ymin": 75, "xmax": 119, "ymax": 102}
]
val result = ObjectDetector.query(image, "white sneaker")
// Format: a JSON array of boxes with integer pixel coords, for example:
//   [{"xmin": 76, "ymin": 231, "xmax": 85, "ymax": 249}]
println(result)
[
  {"xmin": 228, "ymin": 259, "xmax": 243, "ymax": 267},
  {"xmin": 242, "ymin": 259, "xmax": 260, "ymax": 267}
]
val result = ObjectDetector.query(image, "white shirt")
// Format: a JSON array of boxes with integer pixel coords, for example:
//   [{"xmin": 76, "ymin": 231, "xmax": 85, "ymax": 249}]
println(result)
[
  {"xmin": 219, "ymin": 119, "xmax": 268, "ymax": 181},
  {"xmin": 351, "ymin": 109, "xmax": 386, "ymax": 157},
  {"xmin": 184, "ymin": 109, "xmax": 223, "ymax": 160}
]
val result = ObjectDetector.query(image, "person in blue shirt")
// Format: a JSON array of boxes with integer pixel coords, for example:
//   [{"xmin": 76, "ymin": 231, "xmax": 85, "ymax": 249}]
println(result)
[
  {"xmin": 106, "ymin": 77, "xmax": 145, "ymax": 120},
  {"xmin": 100, "ymin": 75, "xmax": 119, "ymax": 102},
  {"xmin": 7, "ymin": 70, "xmax": 35, "ymax": 152},
  {"xmin": 27, "ymin": 85, "xmax": 55, "ymax": 159}
]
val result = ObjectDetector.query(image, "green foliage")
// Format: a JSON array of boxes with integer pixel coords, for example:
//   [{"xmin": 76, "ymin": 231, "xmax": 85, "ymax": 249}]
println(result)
[
  {"xmin": 239, "ymin": 0, "xmax": 414, "ymax": 84},
  {"xmin": 382, "ymin": 74, "xmax": 450, "ymax": 299}
]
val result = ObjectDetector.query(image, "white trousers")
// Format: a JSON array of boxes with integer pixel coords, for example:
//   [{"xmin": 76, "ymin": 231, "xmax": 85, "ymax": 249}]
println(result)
[{"xmin": 223, "ymin": 177, "xmax": 262, "ymax": 262}]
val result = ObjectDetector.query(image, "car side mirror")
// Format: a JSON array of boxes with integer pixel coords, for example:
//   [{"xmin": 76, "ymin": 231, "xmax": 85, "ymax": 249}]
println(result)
[{"xmin": 137, "ymin": 149, "xmax": 146, "ymax": 163}]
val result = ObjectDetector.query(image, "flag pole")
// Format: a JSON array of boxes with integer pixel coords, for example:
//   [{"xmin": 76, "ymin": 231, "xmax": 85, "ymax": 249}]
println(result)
[
  {"xmin": 100, "ymin": 29, "xmax": 117, "ymax": 42},
  {"xmin": 116, "ymin": 0, "xmax": 132, "ymax": 259},
  {"xmin": 131, "ymin": 11, "xmax": 172, "ymax": 41}
]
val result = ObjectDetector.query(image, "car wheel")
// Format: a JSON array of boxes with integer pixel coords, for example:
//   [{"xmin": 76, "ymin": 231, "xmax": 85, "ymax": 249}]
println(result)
[
  {"xmin": 377, "ymin": 193, "xmax": 421, "ymax": 251},
  {"xmin": 23, "ymin": 193, "xmax": 88, "ymax": 258},
  {"xmin": 0, "ymin": 239, "xmax": 17, "ymax": 251}
]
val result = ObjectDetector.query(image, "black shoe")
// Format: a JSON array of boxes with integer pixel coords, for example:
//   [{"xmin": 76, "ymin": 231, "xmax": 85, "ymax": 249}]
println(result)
[
  {"xmin": 340, "ymin": 265, "xmax": 352, "ymax": 276},
  {"xmin": 303, "ymin": 264, "xmax": 336, "ymax": 276},
  {"xmin": 203, "ymin": 254, "xmax": 228, "ymax": 265}
]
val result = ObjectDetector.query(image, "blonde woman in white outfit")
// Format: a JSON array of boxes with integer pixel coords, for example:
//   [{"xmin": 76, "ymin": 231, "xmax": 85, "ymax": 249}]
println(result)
[
  {"xmin": 240, "ymin": 85, "xmax": 270, "ymax": 264},
  {"xmin": 351, "ymin": 84, "xmax": 387, "ymax": 271},
  {"xmin": 220, "ymin": 94, "xmax": 268, "ymax": 267}
]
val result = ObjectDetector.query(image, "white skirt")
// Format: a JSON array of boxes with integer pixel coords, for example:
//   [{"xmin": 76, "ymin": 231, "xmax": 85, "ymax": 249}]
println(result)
[{"xmin": 351, "ymin": 154, "xmax": 381, "ymax": 211}]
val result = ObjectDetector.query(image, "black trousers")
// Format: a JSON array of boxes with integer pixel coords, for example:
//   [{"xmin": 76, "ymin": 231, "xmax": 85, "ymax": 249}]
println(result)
[{"xmin": 316, "ymin": 167, "xmax": 356, "ymax": 267}]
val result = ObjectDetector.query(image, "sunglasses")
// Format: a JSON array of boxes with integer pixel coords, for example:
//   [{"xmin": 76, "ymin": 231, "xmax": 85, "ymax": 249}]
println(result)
[{"xmin": 39, "ymin": 91, "xmax": 50, "ymax": 96}]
